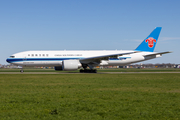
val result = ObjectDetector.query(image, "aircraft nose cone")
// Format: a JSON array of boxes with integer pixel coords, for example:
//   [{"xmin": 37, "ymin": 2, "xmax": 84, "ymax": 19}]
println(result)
[{"xmin": 6, "ymin": 58, "xmax": 11, "ymax": 63}]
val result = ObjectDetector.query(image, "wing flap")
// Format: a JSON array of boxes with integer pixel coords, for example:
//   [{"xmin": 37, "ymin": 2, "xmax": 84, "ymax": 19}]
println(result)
[{"xmin": 80, "ymin": 51, "xmax": 135, "ymax": 63}]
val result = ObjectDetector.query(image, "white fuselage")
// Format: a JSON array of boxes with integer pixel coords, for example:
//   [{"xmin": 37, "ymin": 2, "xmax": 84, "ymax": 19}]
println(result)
[{"xmin": 6, "ymin": 50, "xmax": 161, "ymax": 67}]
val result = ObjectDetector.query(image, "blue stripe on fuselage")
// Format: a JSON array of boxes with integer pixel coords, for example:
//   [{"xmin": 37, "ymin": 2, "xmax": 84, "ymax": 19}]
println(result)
[
  {"xmin": 7, "ymin": 57, "xmax": 132, "ymax": 63},
  {"xmin": 6, "ymin": 57, "xmax": 84, "ymax": 63}
]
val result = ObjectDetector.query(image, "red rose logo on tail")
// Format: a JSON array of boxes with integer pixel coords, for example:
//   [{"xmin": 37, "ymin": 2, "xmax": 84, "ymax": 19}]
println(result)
[{"xmin": 145, "ymin": 37, "xmax": 156, "ymax": 48}]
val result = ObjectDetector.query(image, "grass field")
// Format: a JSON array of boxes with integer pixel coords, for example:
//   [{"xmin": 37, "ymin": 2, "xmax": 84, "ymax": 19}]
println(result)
[{"xmin": 1, "ymin": 73, "xmax": 180, "ymax": 119}]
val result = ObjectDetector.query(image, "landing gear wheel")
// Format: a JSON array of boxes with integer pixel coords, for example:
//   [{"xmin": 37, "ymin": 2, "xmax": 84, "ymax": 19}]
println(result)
[
  {"xmin": 20, "ymin": 69, "xmax": 24, "ymax": 73},
  {"xmin": 93, "ymin": 69, "xmax": 97, "ymax": 73},
  {"xmin": 80, "ymin": 69, "xmax": 84, "ymax": 73}
]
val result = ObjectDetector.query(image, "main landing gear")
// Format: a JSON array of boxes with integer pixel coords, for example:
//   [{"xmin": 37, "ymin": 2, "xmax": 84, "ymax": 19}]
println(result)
[
  {"xmin": 20, "ymin": 68, "xmax": 24, "ymax": 73},
  {"xmin": 79, "ymin": 69, "xmax": 97, "ymax": 73},
  {"xmin": 79, "ymin": 64, "xmax": 97, "ymax": 73}
]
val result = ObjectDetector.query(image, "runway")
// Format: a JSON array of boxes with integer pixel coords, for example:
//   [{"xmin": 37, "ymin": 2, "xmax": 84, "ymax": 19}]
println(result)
[{"xmin": 0, "ymin": 72, "xmax": 180, "ymax": 74}]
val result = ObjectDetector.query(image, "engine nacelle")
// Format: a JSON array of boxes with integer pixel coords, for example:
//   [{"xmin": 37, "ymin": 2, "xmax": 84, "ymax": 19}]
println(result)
[
  {"xmin": 62, "ymin": 60, "xmax": 81, "ymax": 71},
  {"xmin": 54, "ymin": 66, "xmax": 63, "ymax": 71}
]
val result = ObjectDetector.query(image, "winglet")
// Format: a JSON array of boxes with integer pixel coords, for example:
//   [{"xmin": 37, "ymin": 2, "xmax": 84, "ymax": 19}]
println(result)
[{"xmin": 135, "ymin": 27, "xmax": 162, "ymax": 52}]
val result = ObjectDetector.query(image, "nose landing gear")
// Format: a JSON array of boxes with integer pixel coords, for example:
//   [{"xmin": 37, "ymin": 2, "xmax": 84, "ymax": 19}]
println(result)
[{"xmin": 20, "ymin": 68, "xmax": 24, "ymax": 73}]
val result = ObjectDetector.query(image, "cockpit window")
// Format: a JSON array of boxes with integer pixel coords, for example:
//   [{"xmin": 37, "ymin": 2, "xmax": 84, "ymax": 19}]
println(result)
[{"xmin": 10, "ymin": 56, "xmax": 15, "ymax": 58}]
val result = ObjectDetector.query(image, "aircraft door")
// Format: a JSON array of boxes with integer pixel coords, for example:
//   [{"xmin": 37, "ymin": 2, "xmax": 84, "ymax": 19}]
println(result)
[{"xmin": 23, "ymin": 54, "xmax": 27, "ymax": 61}]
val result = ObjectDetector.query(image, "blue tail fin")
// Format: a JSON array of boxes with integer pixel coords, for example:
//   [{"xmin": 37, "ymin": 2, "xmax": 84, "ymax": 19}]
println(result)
[{"xmin": 135, "ymin": 27, "xmax": 162, "ymax": 52}]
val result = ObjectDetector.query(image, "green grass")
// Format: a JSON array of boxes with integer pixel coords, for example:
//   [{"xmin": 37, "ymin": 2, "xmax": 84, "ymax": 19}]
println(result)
[
  {"xmin": 98, "ymin": 68, "xmax": 180, "ymax": 72},
  {"xmin": 1, "ymin": 68, "xmax": 180, "ymax": 72},
  {"xmin": 1, "ymin": 73, "xmax": 180, "ymax": 119}
]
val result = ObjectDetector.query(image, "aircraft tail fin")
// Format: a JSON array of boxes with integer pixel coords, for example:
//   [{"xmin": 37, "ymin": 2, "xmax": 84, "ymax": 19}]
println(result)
[{"xmin": 135, "ymin": 27, "xmax": 162, "ymax": 52}]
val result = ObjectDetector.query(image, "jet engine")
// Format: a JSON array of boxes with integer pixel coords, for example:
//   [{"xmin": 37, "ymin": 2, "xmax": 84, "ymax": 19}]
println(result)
[{"xmin": 62, "ymin": 60, "xmax": 82, "ymax": 71}]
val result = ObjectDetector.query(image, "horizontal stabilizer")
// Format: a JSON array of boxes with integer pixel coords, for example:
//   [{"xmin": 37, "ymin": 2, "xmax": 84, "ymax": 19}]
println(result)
[{"xmin": 143, "ymin": 51, "xmax": 172, "ymax": 57}]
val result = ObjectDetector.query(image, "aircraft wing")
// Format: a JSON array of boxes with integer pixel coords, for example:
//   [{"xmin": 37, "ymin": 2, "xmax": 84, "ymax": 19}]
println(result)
[
  {"xmin": 80, "ymin": 51, "xmax": 135, "ymax": 64},
  {"xmin": 143, "ymin": 51, "xmax": 172, "ymax": 57}
]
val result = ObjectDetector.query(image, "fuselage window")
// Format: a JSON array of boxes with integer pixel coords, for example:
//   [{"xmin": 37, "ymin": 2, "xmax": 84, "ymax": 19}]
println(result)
[
  {"xmin": 39, "ymin": 54, "xmax": 41, "ymax": 57},
  {"xmin": 10, "ymin": 56, "xmax": 15, "ymax": 58},
  {"xmin": 35, "ymin": 54, "xmax": 38, "ymax": 56},
  {"xmin": 46, "ymin": 54, "xmax": 48, "ymax": 56},
  {"xmin": 43, "ymin": 54, "xmax": 45, "ymax": 56},
  {"xmin": 28, "ymin": 54, "xmax": 30, "ymax": 56},
  {"xmin": 32, "ymin": 54, "xmax": 34, "ymax": 57}
]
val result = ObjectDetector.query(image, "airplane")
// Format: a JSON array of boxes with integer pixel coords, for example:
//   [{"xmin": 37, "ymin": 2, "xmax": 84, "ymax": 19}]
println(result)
[{"xmin": 6, "ymin": 27, "xmax": 171, "ymax": 73}]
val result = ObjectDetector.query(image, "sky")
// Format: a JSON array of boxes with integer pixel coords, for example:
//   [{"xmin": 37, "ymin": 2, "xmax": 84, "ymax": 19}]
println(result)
[{"xmin": 0, "ymin": 0, "xmax": 180, "ymax": 64}]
